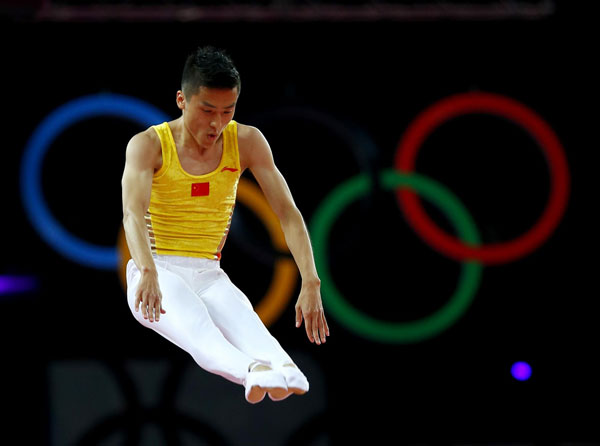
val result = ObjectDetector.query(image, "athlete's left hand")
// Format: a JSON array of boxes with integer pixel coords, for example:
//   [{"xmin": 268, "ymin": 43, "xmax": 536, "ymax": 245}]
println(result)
[{"xmin": 295, "ymin": 281, "xmax": 330, "ymax": 345}]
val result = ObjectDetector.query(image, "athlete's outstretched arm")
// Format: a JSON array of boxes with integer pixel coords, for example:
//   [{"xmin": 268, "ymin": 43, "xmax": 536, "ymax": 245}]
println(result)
[
  {"xmin": 121, "ymin": 130, "xmax": 165, "ymax": 322},
  {"xmin": 240, "ymin": 125, "xmax": 329, "ymax": 345}
]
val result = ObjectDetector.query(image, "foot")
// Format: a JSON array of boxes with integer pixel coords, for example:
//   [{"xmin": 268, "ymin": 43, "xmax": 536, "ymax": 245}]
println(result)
[
  {"xmin": 268, "ymin": 363, "xmax": 309, "ymax": 401},
  {"xmin": 245, "ymin": 362, "xmax": 287, "ymax": 404},
  {"xmin": 281, "ymin": 363, "xmax": 309, "ymax": 395}
]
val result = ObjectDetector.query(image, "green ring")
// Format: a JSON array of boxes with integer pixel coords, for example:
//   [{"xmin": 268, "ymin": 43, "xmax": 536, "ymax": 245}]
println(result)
[{"xmin": 310, "ymin": 169, "xmax": 483, "ymax": 343}]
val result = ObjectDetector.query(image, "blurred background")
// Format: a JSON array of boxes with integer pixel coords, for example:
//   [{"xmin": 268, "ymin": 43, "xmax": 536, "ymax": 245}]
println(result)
[{"xmin": 1, "ymin": 0, "xmax": 597, "ymax": 445}]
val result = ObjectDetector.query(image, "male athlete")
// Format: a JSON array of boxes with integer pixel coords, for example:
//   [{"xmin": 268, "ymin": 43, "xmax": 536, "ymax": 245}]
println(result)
[{"xmin": 121, "ymin": 46, "xmax": 329, "ymax": 403}]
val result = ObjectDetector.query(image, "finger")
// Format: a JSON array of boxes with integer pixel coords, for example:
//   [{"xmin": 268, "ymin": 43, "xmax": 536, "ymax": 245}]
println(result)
[
  {"xmin": 155, "ymin": 300, "xmax": 162, "ymax": 322},
  {"xmin": 311, "ymin": 313, "xmax": 321, "ymax": 345},
  {"xmin": 323, "ymin": 311, "xmax": 330, "ymax": 337},
  {"xmin": 160, "ymin": 295, "xmax": 166, "ymax": 314},
  {"xmin": 303, "ymin": 313, "xmax": 314, "ymax": 343},
  {"xmin": 142, "ymin": 294, "xmax": 149, "ymax": 320},
  {"xmin": 318, "ymin": 310, "xmax": 327, "ymax": 343},
  {"xmin": 295, "ymin": 305, "xmax": 303, "ymax": 328},
  {"xmin": 148, "ymin": 298, "xmax": 155, "ymax": 322},
  {"xmin": 134, "ymin": 291, "xmax": 142, "ymax": 312},
  {"xmin": 152, "ymin": 289, "xmax": 165, "ymax": 315}
]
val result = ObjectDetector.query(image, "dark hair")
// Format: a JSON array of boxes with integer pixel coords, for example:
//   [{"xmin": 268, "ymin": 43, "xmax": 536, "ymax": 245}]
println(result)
[{"xmin": 181, "ymin": 46, "xmax": 241, "ymax": 97}]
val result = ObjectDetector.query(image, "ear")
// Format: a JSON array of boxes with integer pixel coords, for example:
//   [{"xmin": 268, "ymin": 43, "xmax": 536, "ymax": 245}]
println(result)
[{"xmin": 176, "ymin": 90, "xmax": 185, "ymax": 111}]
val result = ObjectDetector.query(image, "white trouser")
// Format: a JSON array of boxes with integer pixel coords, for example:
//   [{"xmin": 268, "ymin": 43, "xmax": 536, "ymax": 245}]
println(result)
[{"xmin": 126, "ymin": 255, "xmax": 294, "ymax": 386}]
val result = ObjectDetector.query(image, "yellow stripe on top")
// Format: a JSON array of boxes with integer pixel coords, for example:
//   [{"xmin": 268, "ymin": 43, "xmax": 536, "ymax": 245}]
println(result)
[{"xmin": 146, "ymin": 121, "xmax": 240, "ymax": 260}]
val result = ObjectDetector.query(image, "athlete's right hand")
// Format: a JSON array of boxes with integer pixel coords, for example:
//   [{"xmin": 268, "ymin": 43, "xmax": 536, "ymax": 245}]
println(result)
[{"xmin": 134, "ymin": 269, "xmax": 166, "ymax": 323}]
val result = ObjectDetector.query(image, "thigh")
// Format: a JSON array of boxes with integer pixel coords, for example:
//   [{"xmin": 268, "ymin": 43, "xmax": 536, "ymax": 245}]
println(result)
[
  {"xmin": 197, "ymin": 269, "xmax": 293, "ymax": 366},
  {"xmin": 127, "ymin": 261, "xmax": 213, "ymax": 349},
  {"xmin": 126, "ymin": 261, "xmax": 254, "ymax": 384}
]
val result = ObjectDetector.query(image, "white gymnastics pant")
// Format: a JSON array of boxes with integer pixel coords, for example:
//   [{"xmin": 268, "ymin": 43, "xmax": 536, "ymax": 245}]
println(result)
[{"xmin": 126, "ymin": 255, "xmax": 295, "ymax": 386}]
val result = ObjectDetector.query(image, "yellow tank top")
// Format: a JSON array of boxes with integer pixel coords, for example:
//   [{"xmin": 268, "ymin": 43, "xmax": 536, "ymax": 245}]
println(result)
[{"xmin": 146, "ymin": 121, "xmax": 240, "ymax": 260}]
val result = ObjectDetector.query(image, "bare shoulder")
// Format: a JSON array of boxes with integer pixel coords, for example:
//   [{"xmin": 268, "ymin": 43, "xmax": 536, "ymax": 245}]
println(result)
[
  {"xmin": 237, "ymin": 123, "xmax": 272, "ymax": 171},
  {"xmin": 126, "ymin": 126, "xmax": 162, "ymax": 170},
  {"xmin": 127, "ymin": 126, "xmax": 160, "ymax": 153},
  {"xmin": 237, "ymin": 123, "xmax": 265, "ymax": 147}
]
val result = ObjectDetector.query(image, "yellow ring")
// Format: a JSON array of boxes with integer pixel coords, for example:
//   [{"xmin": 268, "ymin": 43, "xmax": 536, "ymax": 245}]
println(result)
[{"xmin": 117, "ymin": 176, "xmax": 299, "ymax": 327}]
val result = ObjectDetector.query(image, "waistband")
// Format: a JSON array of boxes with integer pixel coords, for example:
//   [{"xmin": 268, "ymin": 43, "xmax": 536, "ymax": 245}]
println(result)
[{"xmin": 153, "ymin": 254, "xmax": 220, "ymax": 270}]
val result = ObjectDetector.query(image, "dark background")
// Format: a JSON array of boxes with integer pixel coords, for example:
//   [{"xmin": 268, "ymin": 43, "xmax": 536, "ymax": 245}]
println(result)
[{"xmin": 1, "ymin": 2, "xmax": 597, "ymax": 444}]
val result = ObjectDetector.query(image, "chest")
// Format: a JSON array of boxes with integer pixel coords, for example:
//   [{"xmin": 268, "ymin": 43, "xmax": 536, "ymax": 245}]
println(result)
[{"xmin": 177, "ymin": 144, "xmax": 223, "ymax": 176}]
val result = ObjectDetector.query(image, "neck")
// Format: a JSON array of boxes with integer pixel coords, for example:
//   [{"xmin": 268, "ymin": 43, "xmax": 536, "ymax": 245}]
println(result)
[{"xmin": 176, "ymin": 117, "xmax": 218, "ymax": 155}]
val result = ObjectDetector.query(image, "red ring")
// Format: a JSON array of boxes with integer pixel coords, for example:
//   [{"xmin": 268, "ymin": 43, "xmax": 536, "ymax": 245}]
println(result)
[{"xmin": 394, "ymin": 91, "xmax": 570, "ymax": 265}]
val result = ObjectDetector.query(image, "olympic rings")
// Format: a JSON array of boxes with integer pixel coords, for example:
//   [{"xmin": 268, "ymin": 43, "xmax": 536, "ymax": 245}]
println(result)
[
  {"xmin": 395, "ymin": 91, "xmax": 570, "ymax": 264},
  {"xmin": 117, "ymin": 177, "xmax": 298, "ymax": 327},
  {"xmin": 22, "ymin": 91, "xmax": 568, "ymax": 338},
  {"xmin": 310, "ymin": 169, "xmax": 483, "ymax": 343},
  {"xmin": 20, "ymin": 93, "xmax": 170, "ymax": 269}
]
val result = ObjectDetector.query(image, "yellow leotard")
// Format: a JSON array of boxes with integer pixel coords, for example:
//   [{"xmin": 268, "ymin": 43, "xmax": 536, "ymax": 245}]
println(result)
[{"xmin": 146, "ymin": 121, "xmax": 240, "ymax": 260}]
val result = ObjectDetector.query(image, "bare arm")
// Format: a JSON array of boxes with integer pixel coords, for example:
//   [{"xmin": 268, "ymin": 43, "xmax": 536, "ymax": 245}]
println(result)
[
  {"xmin": 121, "ymin": 130, "xmax": 165, "ymax": 322},
  {"xmin": 240, "ymin": 125, "xmax": 329, "ymax": 344}
]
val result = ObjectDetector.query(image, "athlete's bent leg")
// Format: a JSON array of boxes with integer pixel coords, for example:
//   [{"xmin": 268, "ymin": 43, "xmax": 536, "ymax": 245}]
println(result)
[
  {"xmin": 126, "ymin": 259, "xmax": 287, "ymax": 402},
  {"xmin": 196, "ymin": 268, "xmax": 309, "ymax": 399},
  {"xmin": 127, "ymin": 259, "xmax": 253, "ymax": 384}
]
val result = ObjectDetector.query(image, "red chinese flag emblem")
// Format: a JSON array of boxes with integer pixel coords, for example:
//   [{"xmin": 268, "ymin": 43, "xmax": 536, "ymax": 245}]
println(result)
[{"xmin": 191, "ymin": 182, "xmax": 209, "ymax": 197}]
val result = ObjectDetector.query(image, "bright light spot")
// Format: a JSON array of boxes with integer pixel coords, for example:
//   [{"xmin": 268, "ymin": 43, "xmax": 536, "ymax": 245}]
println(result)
[
  {"xmin": 511, "ymin": 361, "xmax": 532, "ymax": 381},
  {"xmin": 0, "ymin": 276, "xmax": 37, "ymax": 297}
]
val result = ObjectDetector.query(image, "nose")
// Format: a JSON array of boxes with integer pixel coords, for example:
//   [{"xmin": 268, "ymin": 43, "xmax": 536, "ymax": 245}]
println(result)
[{"xmin": 210, "ymin": 115, "xmax": 221, "ymax": 130}]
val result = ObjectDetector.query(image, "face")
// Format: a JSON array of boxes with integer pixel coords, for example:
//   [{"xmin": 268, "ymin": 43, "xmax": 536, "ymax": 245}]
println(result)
[{"xmin": 176, "ymin": 86, "xmax": 239, "ymax": 147}]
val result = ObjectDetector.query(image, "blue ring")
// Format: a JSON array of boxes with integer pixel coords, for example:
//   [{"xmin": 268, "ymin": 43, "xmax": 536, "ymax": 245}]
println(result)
[{"xmin": 20, "ymin": 93, "xmax": 170, "ymax": 269}]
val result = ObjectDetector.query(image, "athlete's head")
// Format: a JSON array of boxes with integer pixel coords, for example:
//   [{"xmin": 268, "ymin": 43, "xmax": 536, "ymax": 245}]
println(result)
[
  {"xmin": 181, "ymin": 46, "xmax": 241, "ymax": 98},
  {"xmin": 177, "ymin": 46, "xmax": 240, "ymax": 147}
]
